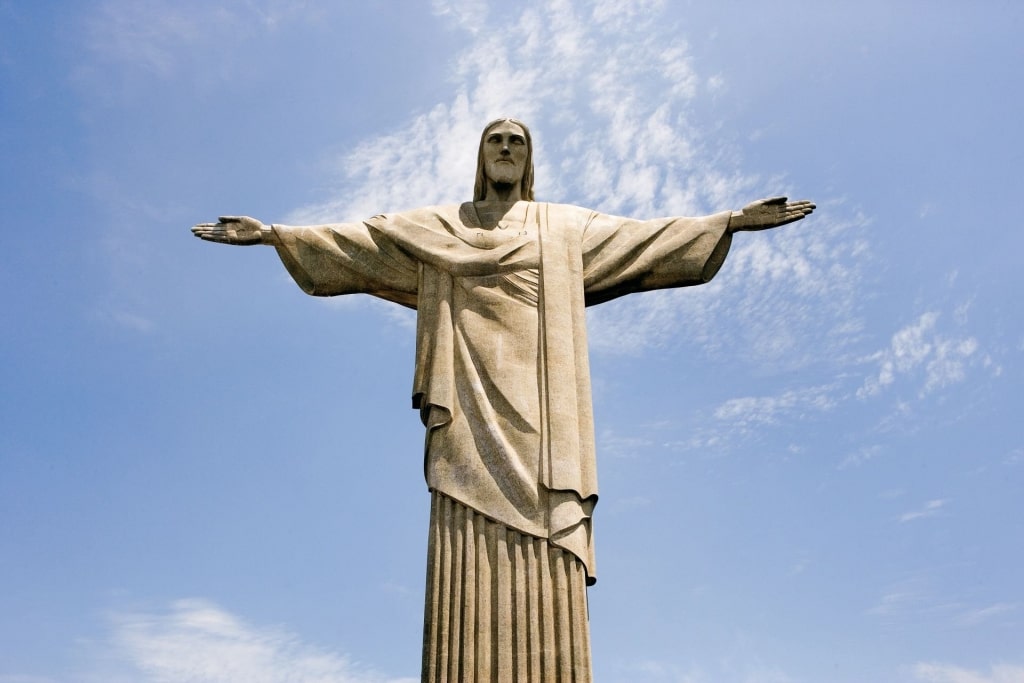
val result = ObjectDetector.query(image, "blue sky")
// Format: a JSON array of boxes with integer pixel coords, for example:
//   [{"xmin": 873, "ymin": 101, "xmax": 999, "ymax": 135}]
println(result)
[{"xmin": 1, "ymin": 1, "xmax": 1022, "ymax": 682}]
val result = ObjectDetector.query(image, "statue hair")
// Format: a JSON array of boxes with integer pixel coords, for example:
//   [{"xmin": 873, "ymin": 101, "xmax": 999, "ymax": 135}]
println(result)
[{"xmin": 473, "ymin": 118, "xmax": 535, "ymax": 201}]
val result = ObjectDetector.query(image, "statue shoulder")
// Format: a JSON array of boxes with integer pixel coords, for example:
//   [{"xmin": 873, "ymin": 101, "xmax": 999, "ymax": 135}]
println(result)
[
  {"xmin": 535, "ymin": 202, "xmax": 599, "ymax": 226},
  {"xmin": 542, "ymin": 201, "xmax": 593, "ymax": 213},
  {"xmin": 363, "ymin": 203, "xmax": 464, "ymax": 227},
  {"xmin": 385, "ymin": 203, "xmax": 462, "ymax": 219}
]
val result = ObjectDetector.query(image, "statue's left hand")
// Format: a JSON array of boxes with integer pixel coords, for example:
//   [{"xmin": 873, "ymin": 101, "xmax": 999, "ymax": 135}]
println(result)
[
  {"xmin": 728, "ymin": 197, "xmax": 815, "ymax": 233},
  {"xmin": 191, "ymin": 215, "xmax": 267, "ymax": 245}
]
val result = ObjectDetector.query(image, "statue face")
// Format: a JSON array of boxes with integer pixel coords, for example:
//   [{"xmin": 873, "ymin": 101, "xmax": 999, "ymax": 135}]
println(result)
[{"xmin": 482, "ymin": 121, "xmax": 529, "ymax": 189}]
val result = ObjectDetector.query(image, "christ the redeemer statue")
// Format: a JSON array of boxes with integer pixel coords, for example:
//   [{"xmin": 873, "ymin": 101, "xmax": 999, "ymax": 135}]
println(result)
[{"xmin": 192, "ymin": 118, "xmax": 814, "ymax": 682}]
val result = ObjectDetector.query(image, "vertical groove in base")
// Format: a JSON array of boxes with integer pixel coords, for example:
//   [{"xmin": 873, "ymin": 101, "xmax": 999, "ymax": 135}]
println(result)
[{"xmin": 422, "ymin": 492, "xmax": 592, "ymax": 682}]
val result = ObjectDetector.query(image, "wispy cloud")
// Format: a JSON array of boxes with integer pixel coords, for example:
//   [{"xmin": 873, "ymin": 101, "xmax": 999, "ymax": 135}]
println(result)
[
  {"xmin": 671, "ymin": 301, "xmax": 997, "ymax": 446},
  {"xmin": 77, "ymin": 0, "xmax": 321, "ymax": 88},
  {"xmin": 610, "ymin": 658, "xmax": 706, "ymax": 683},
  {"xmin": 712, "ymin": 384, "xmax": 838, "ymax": 429},
  {"xmin": 643, "ymin": 293, "xmax": 1000, "ymax": 456},
  {"xmin": 608, "ymin": 495, "xmax": 654, "ymax": 515},
  {"xmin": 858, "ymin": 311, "xmax": 984, "ymax": 399},
  {"xmin": 868, "ymin": 589, "xmax": 927, "ymax": 617},
  {"xmin": 597, "ymin": 428, "xmax": 655, "ymax": 459},
  {"xmin": 292, "ymin": 0, "xmax": 722, "ymax": 222},
  {"xmin": 957, "ymin": 602, "xmax": 1019, "ymax": 627},
  {"xmin": 899, "ymin": 498, "xmax": 949, "ymax": 523},
  {"xmin": 865, "ymin": 575, "xmax": 957, "ymax": 621},
  {"xmin": 866, "ymin": 574, "xmax": 1018, "ymax": 643},
  {"xmin": 268, "ymin": 0, "xmax": 870, "ymax": 366},
  {"xmin": 614, "ymin": 652, "xmax": 796, "ymax": 683},
  {"xmin": 914, "ymin": 662, "xmax": 1024, "ymax": 683},
  {"xmin": 98, "ymin": 308, "xmax": 157, "ymax": 334},
  {"xmin": 97, "ymin": 599, "xmax": 416, "ymax": 683},
  {"xmin": 588, "ymin": 205, "xmax": 870, "ymax": 364},
  {"xmin": 838, "ymin": 444, "xmax": 883, "ymax": 469},
  {"xmin": 77, "ymin": 0, "xmax": 874, "ymax": 373},
  {"xmin": 663, "ymin": 383, "xmax": 840, "ymax": 455},
  {"xmin": 430, "ymin": 0, "xmax": 488, "ymax": 34}
]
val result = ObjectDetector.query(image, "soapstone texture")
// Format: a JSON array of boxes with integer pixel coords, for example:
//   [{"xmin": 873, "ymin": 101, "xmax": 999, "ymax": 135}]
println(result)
[{"xmin": 192, "ymin": 118, "xmax": 814, "ymax": 682}]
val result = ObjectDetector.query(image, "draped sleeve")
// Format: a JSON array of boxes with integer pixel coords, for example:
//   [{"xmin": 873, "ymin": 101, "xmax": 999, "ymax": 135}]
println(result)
[
  {"xmin": 271, "ymin": 207, "xmax": 541, "ymax": 309},
  {"xmin": 270, "ymin": 218, "xmax": 421, "ymax": 308},
  {"xmin": 580, "ymin": 209, "xmax": 733, "ymax": 306}
]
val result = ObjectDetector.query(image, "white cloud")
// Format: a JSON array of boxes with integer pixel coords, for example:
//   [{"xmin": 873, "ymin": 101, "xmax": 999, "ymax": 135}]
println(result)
[
  {"xmin": 953, "ymin": 297, "xmax": 973, "ymax": 324},
  {"xmin": 866, "ymin": 574, "xmax": 954, "ymax": 621},
  {"xmin": 588, "ymin": 206, "xmax": 869, "ymax": 363},
  {"xmin": 712, "ymin": 385, "xmax": 837, "ymax": 429},
  {"xmin": 76, "ymin": 0, "xmax": 322, "ymax": 93},
  {"xmin": 609, "ymin": 495, "xmax": 654, "ymax": 515},
  {"xmin": 866, "ymin": 577, "xmax": 1017, "ymax": 640},
  {"xmin": 101, "ymin": 308, "xmax": 157, "ymax": 334},
  {"xmin": 612, "ymin": 653, "xmax": 794, "ymax": 683},
  {"xmin": 868, "ymin": 590, "xmax": 922, "ymax": 617},
  {"xmin": 958, "ymin": 602, "xmax": 1019, "ymax": 626},
  {"xmin": 741, "ymin": 670, "xmax": 794, "ymax": 683},
  {"xmin": 431, "ymin": 0, "xmax": 488, "ymax": 32},
  {"xmin": 591, "ymin": 0, "xmax": 665, "ymax": 27},
  {"xmin": 611, "ymin": 657, "xmax": 707, "ymax": 683},
  {"xmin": 270, "ymin": 0, "xmax": 867, "ymax": 366},
  {"xmin": 659, "ymin": 382, "xmax": 842, "ymax": 455},
  {"xmin": 292, "ymin": 0, "xmax": 719, "ymax": 223},
  {"xmin": 859, "ymin": 311, "xmax": 981, "ymax": 399},
  {"xmin": 597, "ymin": 428, "xmax": 655, "ymax": 459},
  {"xmin": 788, "ymin": 556, "xmax": 810, "ymax": 576},
  {"xmin": 898, "ymin": 498, "xmax": 949, "ymax": 523},
  {"xmin": 71, "ymin": 171, "xmax": 175, "ymax": 332},
  {"xmin": 872, "ymin": 312, "xmax": 939, "ymax": 390},
  {"xmin": 838, "ymin": 444, "xmax": 883, "ymax": 469},
  {"xmin": 914, "ymin": 662, "xmax": 1024, "ymax": 683},
  {"xmin": 101, "ymin": 599, "xmax": 415, "ymax": 683},
  {"xmin": 922, "ymin": 336, "xmax": 979, "ymax": 393}
]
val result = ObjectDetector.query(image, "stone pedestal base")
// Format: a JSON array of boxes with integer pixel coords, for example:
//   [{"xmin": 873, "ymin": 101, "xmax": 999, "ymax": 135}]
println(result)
[{"xmin": 422, "ymin": 492, "xmax": 593, "ymax": 682}]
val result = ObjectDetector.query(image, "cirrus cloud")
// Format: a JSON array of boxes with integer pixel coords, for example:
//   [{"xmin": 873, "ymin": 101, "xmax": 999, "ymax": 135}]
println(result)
[
  {"xmin": 101, "ymin": 599, "xmax": 415, "ymax": 683},
  {"xmin": 914, "ymin": 662, "xmax": 1024, "ymax": 683}
]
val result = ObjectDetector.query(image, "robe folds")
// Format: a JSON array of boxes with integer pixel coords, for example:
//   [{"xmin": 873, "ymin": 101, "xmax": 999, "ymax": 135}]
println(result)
[{"xmin": 271, "ymin": 202, "xmax": 733, "ymax": 583}]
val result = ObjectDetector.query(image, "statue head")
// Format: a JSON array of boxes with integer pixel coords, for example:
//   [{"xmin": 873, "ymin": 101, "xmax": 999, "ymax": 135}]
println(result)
[{"xmin": 473, "ymin": 118, "xmax": 535, "ymax": 201}]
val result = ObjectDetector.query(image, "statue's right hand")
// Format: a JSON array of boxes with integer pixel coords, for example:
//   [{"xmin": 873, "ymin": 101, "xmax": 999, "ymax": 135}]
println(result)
[{"xmin": 191, "ymin": 215, "xmax": 266, "ymax": 245}]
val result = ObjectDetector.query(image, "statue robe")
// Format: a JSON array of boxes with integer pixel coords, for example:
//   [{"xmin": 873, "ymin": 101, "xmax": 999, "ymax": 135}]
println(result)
[
  {"xmin": 271, "ymin": 201, "xmax": 733, "ymax": 584},
  {"xmin": 272, "ymin": 202, "xmax": 731, "ymax": 680}
]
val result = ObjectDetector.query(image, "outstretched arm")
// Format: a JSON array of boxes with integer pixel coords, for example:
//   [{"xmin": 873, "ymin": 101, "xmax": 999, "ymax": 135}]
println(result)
[
  {"xmin": 192, "ymin": 214, "xmax": 420, "ymax": 306},
  {"xmin": 728, "ymin": 196, "xmax": 815, "ymax": 233},
  {"xmin": 191, "ymin": 216, "xmax": 281, "ymax": 246}
]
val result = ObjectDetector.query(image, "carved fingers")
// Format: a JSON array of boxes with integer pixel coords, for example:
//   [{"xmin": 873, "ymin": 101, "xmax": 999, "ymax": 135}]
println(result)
[
  {"xmin": 776, "ymin": 199, "xmax": 816, "ymax": 227},
  {"xmin": 730, "ymin": 197, "xmax": 816, "ymax": 232},
  {"xmin": 190, "ymin": 215, "xmax": 265, "ymax": 245}
]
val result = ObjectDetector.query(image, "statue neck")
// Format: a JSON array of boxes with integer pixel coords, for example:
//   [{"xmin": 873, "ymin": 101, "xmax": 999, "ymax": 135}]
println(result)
[
  {"xmin": 483, "ymin": 181, "xmax": 522, "ymax": 202},
  {"xmin": 471, "ymin": 198, "xmax": 528, "ymax": 230}
]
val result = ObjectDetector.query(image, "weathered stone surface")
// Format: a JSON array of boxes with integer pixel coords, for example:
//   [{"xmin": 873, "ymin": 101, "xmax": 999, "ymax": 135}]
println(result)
[{"xmin": 192, "ymin": 118, "xmax": 814, "ymax": 681}]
